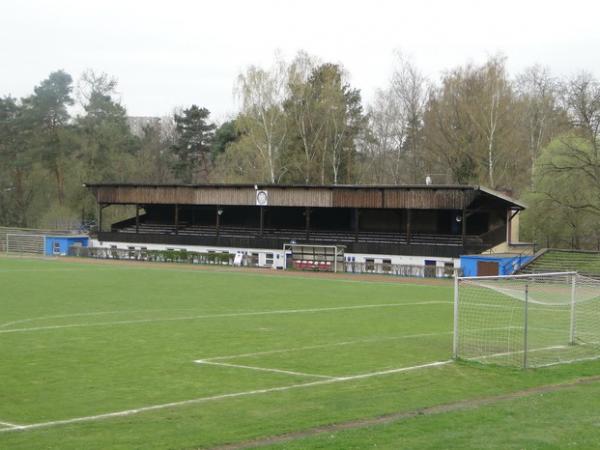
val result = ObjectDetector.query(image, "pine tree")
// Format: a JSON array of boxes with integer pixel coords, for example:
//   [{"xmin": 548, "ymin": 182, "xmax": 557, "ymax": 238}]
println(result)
[{"xmin": 171, "ymin": 105, "xmax": 216, "ymax": 183}]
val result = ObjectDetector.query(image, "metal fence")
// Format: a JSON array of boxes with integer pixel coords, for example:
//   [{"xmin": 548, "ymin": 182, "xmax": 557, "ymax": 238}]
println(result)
[
  {"xmin": 345, "ymin": 261, "xmax": 456, "ymax": 278},
  {"xmin": 70, "ymin": 246, "xmax": 456, "ymax": 278}
]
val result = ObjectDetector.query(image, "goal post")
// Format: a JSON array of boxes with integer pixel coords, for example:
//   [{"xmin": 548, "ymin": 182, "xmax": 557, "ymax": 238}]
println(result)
[
  {"xmin": 453, "ymin": 271, "xmax": 600, "ymax": 368},
  {"xmin": 6, "ymin": 234, "xmax": 46, "ymax": 255}
]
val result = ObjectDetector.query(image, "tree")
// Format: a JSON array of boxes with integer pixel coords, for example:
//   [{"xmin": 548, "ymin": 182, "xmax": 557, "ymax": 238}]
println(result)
[
  {"xmin": 22, "ymin": 70, "xmax": 75, "ymax": 205},
  {"xmin": 522, "ymin": 73, "xmax": 600, "ymax": 248},
  {"xmin": 235, "ymin": 58, "xmax": 289, "ymax": 183},
  {"xmin": 423, "ymin": 57, "xmax": 525, "ymax": 188},
  {"xmin": 132, "ymin": 121, "xmax": 175, "ymax": 183},
  {"xmin": 211, "ymin": 120, "xmax": 240, "ymax": 161},
  {"xmin": 523, "ymin": 135, "xmax": 600, "ymax": 248},
  {"xmin": 516, "ymin": 66, "xmax": 566, "ymax": 187},
  {"xmin": 423, "ymin": 71, "xmax": 480, "ymax": 184},
  {"xmin": 170, "ymin": 105, "xmax": 216, "ymax": 183},
  {"xmin": 0, "ymin": 96, "xmax": 34, "ymax": 226},
  {"xmin": 363, "ymin": 54, "xmax": 429, "ymax": 184},
  {"xmin": 77, "ymin": 70, "xmax": 139, "ymax": 182},
  {"xmin": 284, "ymin": 51, "xmax": 324, "ymax": 183},
  {"xmin": 311, "ymin": 64, "xmax": 362, "ymax": 184},
  {"xmin": 285, "ymin": 62, "xmax": 366, "ymax": 184}
]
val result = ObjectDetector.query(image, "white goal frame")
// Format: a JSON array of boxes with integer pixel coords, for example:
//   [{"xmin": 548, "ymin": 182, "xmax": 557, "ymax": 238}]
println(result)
[
  {"xmin": 5, "ymin": 233, "xmax": 46, "ymax": 255},
  {"xmin": 452, "ymin": 271, "xmax": 600, "ymax": 368}
]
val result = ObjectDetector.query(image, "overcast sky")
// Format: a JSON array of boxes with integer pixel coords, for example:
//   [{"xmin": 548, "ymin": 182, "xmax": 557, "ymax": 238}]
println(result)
[{"xmin": 2, "ymin": 0, "xmax": 599, "ymax": 121}]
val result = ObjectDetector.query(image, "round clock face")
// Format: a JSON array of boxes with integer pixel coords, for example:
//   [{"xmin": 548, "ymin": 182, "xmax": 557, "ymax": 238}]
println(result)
[{"xmin": 257, "ymin": 191, "xmax": 268, "ymax": 206}]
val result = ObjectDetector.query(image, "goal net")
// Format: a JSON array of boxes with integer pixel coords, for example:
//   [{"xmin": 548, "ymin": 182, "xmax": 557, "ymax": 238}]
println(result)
[
  {"xmin": 6, "ymin": 234, "xmax": 45, "ymax": 254},
  {"xmin": 453, "ymin": 272, "xmax": 600, "ymax": 368}
]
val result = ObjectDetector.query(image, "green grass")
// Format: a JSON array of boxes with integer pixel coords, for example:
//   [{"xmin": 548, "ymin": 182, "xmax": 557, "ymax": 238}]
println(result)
[
  {"xmin": 264, "ymin": 380, "xmax": 600, "ymax": 449},
  {"xmin": 1, "ymin": 256, "xmax": 600, "ymax": 449}
]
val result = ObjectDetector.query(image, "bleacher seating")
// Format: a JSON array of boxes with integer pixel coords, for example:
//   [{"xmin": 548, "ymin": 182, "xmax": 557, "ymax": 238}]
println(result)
[
  {"xmin": 518, "ymin": 249, "xmax": 600, "ymax": 278},
  {"xmin": 113, "ymin": 221, "xmax": 467, "ymax": 247}
]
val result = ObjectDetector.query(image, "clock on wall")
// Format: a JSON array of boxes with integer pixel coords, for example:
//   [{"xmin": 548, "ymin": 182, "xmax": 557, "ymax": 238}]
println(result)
[{"xmin": 256, "ymin": 190, "xmax": 268, "ymax": 206}]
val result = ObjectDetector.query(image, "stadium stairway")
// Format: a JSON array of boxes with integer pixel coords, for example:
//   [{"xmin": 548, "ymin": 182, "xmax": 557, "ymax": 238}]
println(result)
[{"xmin": 518, "ymin": 248, "xmax": 600, "ymax": 278}]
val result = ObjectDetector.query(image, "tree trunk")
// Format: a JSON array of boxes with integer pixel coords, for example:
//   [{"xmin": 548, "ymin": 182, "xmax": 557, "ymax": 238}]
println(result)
[{"xmin": 55, "ymin": 165, "xmax": 65, "ymax": 206}]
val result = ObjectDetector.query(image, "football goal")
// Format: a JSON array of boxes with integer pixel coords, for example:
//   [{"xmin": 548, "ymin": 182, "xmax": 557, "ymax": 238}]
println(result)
[
  {"xmin": 6, "ymin": 233, "xmax": 45, "ymax": 254},
  {"xmin": 453, "ymin": 272, "xmax": 600, "ymax": 368}
]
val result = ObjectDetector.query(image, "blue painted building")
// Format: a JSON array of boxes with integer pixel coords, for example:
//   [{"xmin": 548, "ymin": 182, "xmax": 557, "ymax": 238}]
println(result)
[
  {"xmin": 44, "ymin": 236, "xmax": 89, "ymax": 256},
  {"xmin": 460, "ymin": 254, "xmax": 532, "ymax": 277}
]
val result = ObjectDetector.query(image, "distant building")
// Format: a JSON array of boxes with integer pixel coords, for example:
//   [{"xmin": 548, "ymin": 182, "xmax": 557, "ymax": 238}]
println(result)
[{"xmin": 127, "ymin": 116, "xmax": 162, "ymax": 138}]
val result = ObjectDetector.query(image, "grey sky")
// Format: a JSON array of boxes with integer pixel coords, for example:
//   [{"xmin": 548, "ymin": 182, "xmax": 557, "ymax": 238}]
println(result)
[{"xmin": 2, "ymin": 0, "xmax": 599, "ymax": 121}]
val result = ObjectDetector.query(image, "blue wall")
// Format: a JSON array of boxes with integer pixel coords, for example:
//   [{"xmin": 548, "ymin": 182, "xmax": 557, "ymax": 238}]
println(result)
[
  {"xmin": 460, "ymin": 254, "xmax": 532, "ymax": 277},
  {"xmin": 44, "ymin": 236, "xmax": 89, "ymax": 256}
]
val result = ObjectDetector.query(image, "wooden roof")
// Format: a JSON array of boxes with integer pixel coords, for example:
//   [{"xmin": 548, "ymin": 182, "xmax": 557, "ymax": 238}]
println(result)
[{"xmin": 84, "ymin": 183, "xmax": 525, "ymax": 210}]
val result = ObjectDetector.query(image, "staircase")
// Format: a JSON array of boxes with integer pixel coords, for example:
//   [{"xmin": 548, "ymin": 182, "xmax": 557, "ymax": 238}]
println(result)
[{"xmin": 518, "ymin": 248, "xmax": 600, "ymax": 278}]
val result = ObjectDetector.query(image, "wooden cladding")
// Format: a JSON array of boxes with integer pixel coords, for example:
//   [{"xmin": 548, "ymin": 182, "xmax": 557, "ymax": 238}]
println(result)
[
  {"xmin": 383, "ymin": 189, "xmax": 476, "ymax": 209},
  {"xmin": 91, "ymin": 185, "xmax": 484, "ymax": 210}
]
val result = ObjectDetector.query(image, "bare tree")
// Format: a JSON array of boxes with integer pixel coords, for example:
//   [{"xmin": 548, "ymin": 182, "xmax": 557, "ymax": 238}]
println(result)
[
  {"xmin": 389, "ymin": 53, "xmax": 429, "ymax": 182},
  {"xmin": 286, "ymin": 52, "xmax": 324, "ymax": 183},
  {"xmin": 461, "ymin": 57, "xmax": 516, "ymax": 188},
  {"xmin": 516, "ymin": 65, "xmax": 564, "ymax": 187},
  {"xmin": 365, "ymin": 53, "xmax": 429, "ymax": 184},
  {"xmin": 423, "ymin": 56, "xmax": 524, "ymax": 188},
  {"xmin": 562, "ymin": 72, "xmax": 600, "ymax": 145},
  {"xmin": 236, "ymin": 56, "xmax": 289, "ymax": 183}
]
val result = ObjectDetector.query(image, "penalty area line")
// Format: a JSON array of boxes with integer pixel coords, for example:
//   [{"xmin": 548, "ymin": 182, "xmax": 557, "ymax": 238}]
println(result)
[
  {"xmin": 0, "ymin": 360, "xmax": 452, "ymax": 433},
  {"xmin": 0, "ymin": 301, "xmax": 450, "ymax": 334},
  {"xmin": 194, "ymin": 360, "xmax": 336, "ymax": 379},
  {"xmin": 0, "ymin": 420, "xmax": 24, "ymax": 430}
]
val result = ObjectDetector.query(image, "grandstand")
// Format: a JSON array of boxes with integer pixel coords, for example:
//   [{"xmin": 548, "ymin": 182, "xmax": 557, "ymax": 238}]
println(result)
[
  {"xmin": 518, "ymin": 249, "xmax": 600, "ymax": 278},
  {"xmin": 85, "ymin": 183, "xmax": 526, "ymax": 274}
]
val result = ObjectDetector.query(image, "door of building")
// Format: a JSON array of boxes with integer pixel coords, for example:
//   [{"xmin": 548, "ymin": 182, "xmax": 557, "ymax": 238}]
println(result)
[{"xmin": 477, "ymin": 261, "xmax": 499, "ymax": 276}]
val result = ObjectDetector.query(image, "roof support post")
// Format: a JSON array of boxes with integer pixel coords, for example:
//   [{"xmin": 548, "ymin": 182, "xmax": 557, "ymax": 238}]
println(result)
[
  {"xmin": 135, "ymin": 205, "xmax": 140, "ymax": 234},
  {"xmin": 354, "ymin": 208, "xmax": 359, "ymax": 242},
  {"xmin": 97, "ymin": 203, "xmax": 103, "ymax": 233},
  {"xmin": 406, "ymin": 209, "xmax": 412, "ymax": 244},
  {"xmin": 174, "ymin": 204, "xmax": 179, "ymax": 235},
  {"xmin": 461, "ymin": 206, "xmax": 467, "ymax": 247},
  {"xmin": 259, "ymin": 206, "xmax": 264, "ymax": 237},
  {"xmin": 216, "ymin": 205, "xmax": 220, "ymax": 238},
  {"xmin": 305, "ymin": 207, "xmax": 311, "ymax": 240}
]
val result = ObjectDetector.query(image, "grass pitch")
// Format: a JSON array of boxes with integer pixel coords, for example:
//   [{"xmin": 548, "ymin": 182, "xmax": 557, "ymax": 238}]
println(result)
[{"xmin": 1, "ymin": 257, "xmax": 600, "ymax": 449}]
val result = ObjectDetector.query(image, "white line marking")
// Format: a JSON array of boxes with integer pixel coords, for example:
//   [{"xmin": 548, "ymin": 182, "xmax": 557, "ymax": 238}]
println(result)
[
  {"xmin": 474, "ymin": 345, "xmax": 569, "ymax": 360},
  {"xmin": 467, "ymin": 340, "xmax": 600, "ymax": 362},
  {"xmin": 203, "ymin": 331, "xmax": 452, "ymax": 361},
  {"xmin": 534, "ymin": 354, "xmax": 600, "ymax": 368},
  {"xmin": 0, "ymin": 308, "xmax": 198, "ymax": 329},
  {"xmin": 0, "ymin": 269, "xmax": 92, "ymax": 273},
  {"xmin": 195, "ymin": 360, "xmax": 336, "ymax": 379},
  {"xmin": 0, "ymin": 302, "xmax": 450, "ymax": 334},
  {"xmin": 0, "ymin": 360, "xmax": 452, "ymax": 433},
  {"xmin": 0, "ymin": 420, "xmax": 23, "ymax": 429},
  {"xmin": 333, "ymin": 360, "xmax": 451, "ymax": 381},
  {"xmin": 202, "ymin": 327, "xmax": 520, "ymax": 362}
]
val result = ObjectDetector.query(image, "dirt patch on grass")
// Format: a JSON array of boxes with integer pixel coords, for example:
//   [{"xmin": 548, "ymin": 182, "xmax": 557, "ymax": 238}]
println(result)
[{"xmin": 206, "ymin": 375, "xmax": 600, "ymax": 450}]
